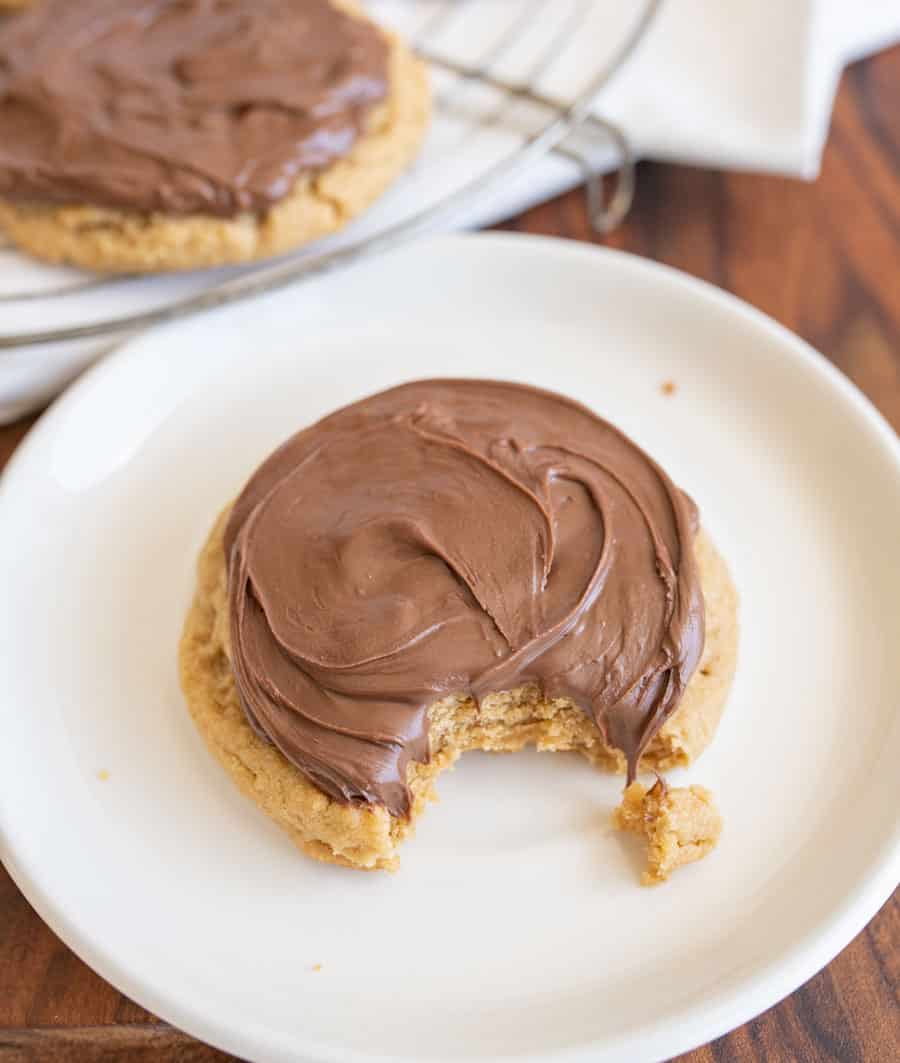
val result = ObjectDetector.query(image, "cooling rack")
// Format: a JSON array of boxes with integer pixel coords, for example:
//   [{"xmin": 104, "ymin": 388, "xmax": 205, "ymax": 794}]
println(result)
[{"xmin": 0, "ymin": 0, "xmax": 662, "ymax": 351}]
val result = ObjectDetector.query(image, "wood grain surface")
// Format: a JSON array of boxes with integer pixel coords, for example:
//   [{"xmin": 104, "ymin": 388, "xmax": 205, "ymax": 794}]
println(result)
[{"xmin": 1, "ymin": 45, "xmax": 899, "ymax": 1063}]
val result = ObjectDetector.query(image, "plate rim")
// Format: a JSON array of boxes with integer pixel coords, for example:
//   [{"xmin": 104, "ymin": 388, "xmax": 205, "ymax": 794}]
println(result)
[{"xmin": 1, "ymin": 231, "xmax": 898, "ymax": 1063}]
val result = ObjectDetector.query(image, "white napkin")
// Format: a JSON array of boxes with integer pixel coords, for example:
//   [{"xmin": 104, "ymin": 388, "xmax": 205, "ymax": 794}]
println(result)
[
  {"xmin": 596, "ymin": 0, "xmax": 900, "ymax": 178},
  {"xmin": 2, "ymin": 0, "xmax": 898, "ymax": 422}
]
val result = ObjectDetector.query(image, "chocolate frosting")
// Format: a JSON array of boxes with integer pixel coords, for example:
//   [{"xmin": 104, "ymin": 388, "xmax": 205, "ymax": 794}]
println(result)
[
  {"xmin": 225, "ymin": 380, "xmax": 705, "ymax": 817},
  {"xmin": 0, "ymin": 0, "xmax": 389, "ymax": 216}
]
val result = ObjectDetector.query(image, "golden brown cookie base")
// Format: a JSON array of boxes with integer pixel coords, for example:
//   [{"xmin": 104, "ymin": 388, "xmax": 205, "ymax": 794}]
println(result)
[
  {"xmin": 613, "ymin": 780, "xmax": 723, "ymax": 884},
  {"xmin": 0, "ymin": 8, "xmax": 430, "ymax": 272},
  {"xmin": 179, "ymin": 505, "xmax": 739, "ymax": 872}
]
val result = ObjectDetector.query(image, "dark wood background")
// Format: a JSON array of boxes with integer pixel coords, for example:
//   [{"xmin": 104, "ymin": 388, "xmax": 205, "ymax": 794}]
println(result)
[{"xmin": 1, "ymin": 44, "xmax": 898, "ymax": 1063}]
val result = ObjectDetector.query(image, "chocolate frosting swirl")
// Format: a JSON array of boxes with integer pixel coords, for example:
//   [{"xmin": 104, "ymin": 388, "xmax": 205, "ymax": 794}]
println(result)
[
  {"xmin": 0, "ymin": 0, "xmax": 389, "ymax": 216},
  {"xmin": 225, "ymin": 380, "xmax": 705, "ymax": 817}
]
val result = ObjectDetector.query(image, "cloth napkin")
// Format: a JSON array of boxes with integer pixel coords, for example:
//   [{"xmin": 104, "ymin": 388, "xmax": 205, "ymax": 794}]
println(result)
[{"xmin": 2, "ymin": 0, "xmax": 898, "ymax": 422}]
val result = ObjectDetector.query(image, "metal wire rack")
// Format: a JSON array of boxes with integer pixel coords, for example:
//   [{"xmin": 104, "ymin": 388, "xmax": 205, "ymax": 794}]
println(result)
[{"xmin": 0, "ymin": 0, "xmax": 662, "ymax": 350}]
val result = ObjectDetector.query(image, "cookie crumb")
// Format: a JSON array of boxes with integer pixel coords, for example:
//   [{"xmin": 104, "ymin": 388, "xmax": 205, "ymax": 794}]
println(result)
[
  {"xmin": 96, "ymin": 770, "xmax": 110, "ymax": 781},
  {"xmin": 312, "ymin": 964, "xmax": 322, "ymax": 972},
  {"xmin": 613, "ymin": 779, "xmax": 721, "ymax": 884},
  {"xmin": 661, "ymin": 380, "xmax": 677, "ymax": 396}
]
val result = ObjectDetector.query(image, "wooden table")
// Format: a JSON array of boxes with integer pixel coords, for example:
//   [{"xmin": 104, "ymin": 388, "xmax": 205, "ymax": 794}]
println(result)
[{"xmin": 2, "ymin": 46, "xmax": 899, "ymax": 1063}]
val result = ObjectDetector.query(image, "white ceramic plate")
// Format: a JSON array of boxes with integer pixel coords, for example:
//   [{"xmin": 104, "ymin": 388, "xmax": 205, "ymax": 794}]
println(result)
[{"xmin": 1, "ymin": 234, "xmax": 898, "ymax": 1063}]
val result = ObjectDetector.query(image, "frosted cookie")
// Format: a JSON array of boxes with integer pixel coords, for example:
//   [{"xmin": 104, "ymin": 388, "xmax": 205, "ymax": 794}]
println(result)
[
  {"xmin": 0, "ymin": 0, "xmax": 429, "ymax": 272},
  {"xmin": 179, "ymin": 380, "xmax": 739, "ymax": 875}
]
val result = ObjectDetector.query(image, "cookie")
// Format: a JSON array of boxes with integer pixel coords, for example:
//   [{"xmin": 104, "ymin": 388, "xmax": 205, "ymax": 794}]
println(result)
[
  {"xmin": 180, "ymin": 379, "xmax": 739, "ymax": 876},
  {"xmin": 179, "ymin": 509, "xmax": 738, "ymax": 872},
  {"xmin": 0, "ymin": 1, "xmax": 430, "ymax": 271}
]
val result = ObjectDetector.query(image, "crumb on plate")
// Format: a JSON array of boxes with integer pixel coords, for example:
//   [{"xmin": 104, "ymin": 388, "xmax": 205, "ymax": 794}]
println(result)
[{"xmin": 613, "ymin": 778, "xmax": 721, "ymax": 884}]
